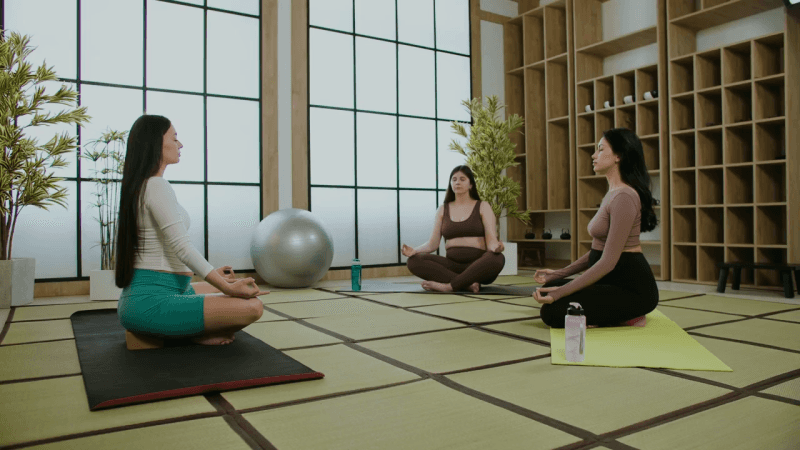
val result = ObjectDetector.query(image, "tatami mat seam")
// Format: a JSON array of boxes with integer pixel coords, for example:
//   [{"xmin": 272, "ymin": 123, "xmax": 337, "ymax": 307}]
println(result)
[
  {"xmin": 437, "ymin": 354, "xmax": 550, "ymax": 376},
  {"xmin": 0, "ymin": 308, "xmax": 16, "ymax": 345},
  {"xmin": 0, "ymin": 410, "xmax": 224, "ymax": 450},
  {"xmin": 0, "ymin": 337, "xmax": 74, "ymax": 347},
  {"xmin": 474, "ymin": 324, "xmax": 550, "ymax": 347},
  {"xmin": 687, "ymin": 331, "xmax": 800, "ymax": 355},
  {"xmin": 205, "ymin": 393, "xmax": 277, "ymax": 450},
  {"xmin": 0, "ymin": 373, "xmax": 82, "ymax": 386},
  {"xmin": 235, "ymin": 378, "xmax": 427, "ymax": 415}
]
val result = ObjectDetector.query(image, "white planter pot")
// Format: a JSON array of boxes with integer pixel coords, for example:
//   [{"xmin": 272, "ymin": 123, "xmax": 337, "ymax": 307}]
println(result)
[
  {"xmin": 90, "ymin": 269, "xmax": 123, "ymax": 301},
  {"xmin": 0, "ymin": 258, "xmax": 35, "ymax": 308},
  {"xmin": 498, "ymin": 242, "xmax": 517, "ymax": 276}
]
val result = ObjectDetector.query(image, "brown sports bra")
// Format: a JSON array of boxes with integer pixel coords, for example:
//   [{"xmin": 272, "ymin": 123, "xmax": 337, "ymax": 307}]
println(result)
[{"xmin": 441, "ymin": 201, "xmax": 485, "ymax": 240}]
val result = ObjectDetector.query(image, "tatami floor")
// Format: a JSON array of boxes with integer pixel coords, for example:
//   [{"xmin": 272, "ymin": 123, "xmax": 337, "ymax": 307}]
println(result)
[{"xmin": 1, "ymin": 270, "xmax": 799, "ymax": 449}]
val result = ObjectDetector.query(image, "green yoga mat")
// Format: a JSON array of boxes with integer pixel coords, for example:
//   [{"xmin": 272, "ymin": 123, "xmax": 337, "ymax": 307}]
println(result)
[{"xmin": 550, "ymin": 309, "xmax": 732, "ymax": 372}]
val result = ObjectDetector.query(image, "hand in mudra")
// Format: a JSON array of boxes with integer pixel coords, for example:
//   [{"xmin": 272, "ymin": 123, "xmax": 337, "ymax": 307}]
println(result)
[
  {"xmin": 226, "ymin": 277, "xmax": 269, "ymax": 298},
  {"xmin": 401, "ymin": 244, "xmax": 417, "ymax": 258},
  {"xmin": 532, "ymin": 286, "xmax": 557, "ymax": 304},
  {"xmin": 533, "ymin": 269, "xmax": 555, "ymax": 284},
  {"xmin": 489, "ymin": 242, "xmax": 505, "ymax": 253},
  {"xmin": 216, "ymin": 266, "xmax": 237, "ymax": 282}
]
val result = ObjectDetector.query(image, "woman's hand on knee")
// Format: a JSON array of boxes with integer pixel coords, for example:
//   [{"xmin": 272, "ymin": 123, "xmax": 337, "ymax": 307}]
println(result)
[
  {"xmin": 401, "ymin": 244, "xmax": 417, "ymax": 258},
  {"xmin": 533, "ymin": 286, "xmax": 557, "ymax": 304},
  {"xmin": 488, "ymin": 242, "xmax": 504, "ymax": 253},
  {"xmin": 533, "ymin": 269, "xmax": 555, "ymax": 284},
  {"xmin": 223, "ymin": 278, "xmax": 269, "ymax": 299}
]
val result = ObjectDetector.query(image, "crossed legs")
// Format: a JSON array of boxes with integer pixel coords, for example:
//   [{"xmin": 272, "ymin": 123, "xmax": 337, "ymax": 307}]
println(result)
[
  {"xmin": 406, "ymin": 248, "xmax": 505, "ymax": 292},
  {"xmin": 191, "ymin": 282, "xmax": 264, "ymax": 345}
]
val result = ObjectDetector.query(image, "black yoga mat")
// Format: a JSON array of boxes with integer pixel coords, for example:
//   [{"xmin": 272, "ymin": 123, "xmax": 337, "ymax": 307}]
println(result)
[
  {"xmin": 70, "ymin": 309, "xmax": 324, "ymax": 411},
  {"xmin": 337, "ymin": 281, "xmax": 538, "ymax": 296}
]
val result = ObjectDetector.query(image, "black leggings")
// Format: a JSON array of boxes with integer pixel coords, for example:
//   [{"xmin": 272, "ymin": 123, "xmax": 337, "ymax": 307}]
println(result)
[
  {"xmin": 540, "ymin": 249, "xmax": 659, "ymax": 328},
  {"xmin": 406, "ymin": 247, "xmax": 505, "ymax": 291}
]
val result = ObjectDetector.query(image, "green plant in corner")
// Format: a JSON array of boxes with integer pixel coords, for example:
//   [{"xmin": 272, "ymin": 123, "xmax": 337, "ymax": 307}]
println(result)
[
  {"xmin": 449, "ymin": 96, "xmax": 530, "ymax": 231},
  {"xmin": 82, "ymin": 130, "xmax": 127, "ymax": 270},
  {"xmin": 0, "ymin": 30, "xmax": 90, "ymax": 261}
]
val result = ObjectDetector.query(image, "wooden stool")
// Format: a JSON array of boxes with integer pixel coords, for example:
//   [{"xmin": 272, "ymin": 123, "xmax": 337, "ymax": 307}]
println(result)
[
  {"xmin": 516, "ymin": 241, "xmax": 545, "ymax": 267},
  {"xmin": 125, "ymin": 331, "xmax": 164, "ymax": 350}
]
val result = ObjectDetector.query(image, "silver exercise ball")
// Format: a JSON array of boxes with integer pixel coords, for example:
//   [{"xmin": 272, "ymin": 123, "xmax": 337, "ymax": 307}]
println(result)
[{"xmin": 250, "ymin": 208, "xmax": 334, "ymax": 288}]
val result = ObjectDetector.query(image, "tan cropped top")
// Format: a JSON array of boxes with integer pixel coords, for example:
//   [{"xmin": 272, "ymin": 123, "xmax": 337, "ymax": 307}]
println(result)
[{"xmin": 545, "ymin": 185, "xmax": 642, "ymax": 301}]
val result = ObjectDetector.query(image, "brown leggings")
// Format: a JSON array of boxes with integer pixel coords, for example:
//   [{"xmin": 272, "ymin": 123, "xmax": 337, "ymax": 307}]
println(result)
[{"xmin": 406, "ymin": 247, "xmax": 505, "ymax": 291}]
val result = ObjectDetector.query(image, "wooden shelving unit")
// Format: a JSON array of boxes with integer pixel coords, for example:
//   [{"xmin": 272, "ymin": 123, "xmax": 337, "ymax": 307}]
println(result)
[
  {"xmin": 504, "ymin": 0, "xmax": 576, "ymax": 270},
  {"xmin": 572, "ymin": 0, "xmax": 670, "ymax": 280},
  {"xmin": 667, "ymin": 0, "xmax": 799, "ymax": 289}
]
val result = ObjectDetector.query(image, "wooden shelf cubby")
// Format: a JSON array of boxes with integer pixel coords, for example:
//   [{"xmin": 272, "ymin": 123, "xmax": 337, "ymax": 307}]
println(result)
[
  {"xmin": 572, "ymin": 0, "xmax": 670, "ymax": 279},
  {"xmin": 667, "ymin": 4, "xmax": 798, "ymax": 286},
  {"xmin": 505, "ymin": 0, "xmax": 577, "ymax": 268}
]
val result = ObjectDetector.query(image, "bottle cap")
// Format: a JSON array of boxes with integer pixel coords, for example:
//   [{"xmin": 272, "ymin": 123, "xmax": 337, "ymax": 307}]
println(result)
[{"xmin": 567, "ymin": 302, "xmax": 584, "ymax": 316}]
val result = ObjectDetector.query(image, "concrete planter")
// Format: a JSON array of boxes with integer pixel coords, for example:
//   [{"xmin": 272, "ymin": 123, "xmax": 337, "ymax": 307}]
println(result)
[
  {"xmin": 90, "ymin": 269, "xmax": 123, "ymax": 301},
  {"xmin": 498, "ymin": 242, "xmax": 517, "ymax": 276},
  {"xmin": 0, "ymin": 258, "xmax": 36, "ymax": 308}
]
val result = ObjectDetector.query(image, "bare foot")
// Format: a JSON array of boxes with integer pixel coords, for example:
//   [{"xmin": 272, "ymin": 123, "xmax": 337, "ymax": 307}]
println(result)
[
  {"xmin": 421, "ymin": 281, "xmax": 453, "ymax": 292},
  {"xmin": 192, "ymin": 334, "xmax": 234, "ymax": 345},
  {"xmin": 469, "ymin": 282, "xmax": 480, "ymax": 293}
]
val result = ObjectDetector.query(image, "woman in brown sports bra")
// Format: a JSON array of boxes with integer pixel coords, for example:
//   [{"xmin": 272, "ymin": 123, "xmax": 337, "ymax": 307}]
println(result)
[{"xmin": 401, "ymin": 165, "xmax": 506, "ymax": 293}]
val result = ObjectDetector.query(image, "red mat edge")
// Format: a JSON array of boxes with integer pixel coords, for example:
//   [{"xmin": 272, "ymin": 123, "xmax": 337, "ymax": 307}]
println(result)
[{"xmin": 91, "ymin": 371, "xmax": 325, "ymax": 411}]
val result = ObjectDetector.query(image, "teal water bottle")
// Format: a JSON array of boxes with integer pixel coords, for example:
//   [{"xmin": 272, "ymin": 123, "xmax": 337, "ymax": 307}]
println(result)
[{"xmin": 351, "ymin": 258, "xmax": 362, "ymax": 291}]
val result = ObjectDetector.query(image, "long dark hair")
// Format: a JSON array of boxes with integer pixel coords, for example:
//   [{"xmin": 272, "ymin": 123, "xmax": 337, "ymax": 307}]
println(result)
[
  {"xmin": 115, "ymin": 115, "xmax": 172, "ymax": 288},
  {"xmin": 443, "ymin": 165, "xmax": 481, "ymax": 204},
  {"xmin": 602, "ymin": 128, "xmax": 658, "ymax": 232}
]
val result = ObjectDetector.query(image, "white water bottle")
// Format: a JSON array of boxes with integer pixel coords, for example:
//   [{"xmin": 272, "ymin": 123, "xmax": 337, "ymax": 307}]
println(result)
[{"xmin": 565, "ymin": 302, "xmax": 586, "ymax": 362}]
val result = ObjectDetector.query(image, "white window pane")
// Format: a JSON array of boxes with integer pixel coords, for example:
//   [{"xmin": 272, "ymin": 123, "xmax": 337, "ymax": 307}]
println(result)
[
  {"xmin": 13, "ymin": 181, "xmax": 77, "ymax": 278},
  {"xmin": 398, "ymin": 0, "xmax": 434, "ymax": 47},
  {"xmin": 208, "ymin": 0, "xmax": 259, "ymax": 15},
  {"xmin": 311, "ymin": 188, "xmax": 355, "ymax": 267},
  {"xmin": 435, "ymin": 0, "xmax": 470, "ymax": 55},
  {"xmin": 207, "ymin": 12, "xmax": 259, "ymax": 98},
  {"xmin": 310, "ymin": 108, "xmax": 355, "ymax": 186},
  {"xmin": 357, "ymin": 190, "xmax": 398, "ymax": 265},
  {"xmin": 437, "ymin": 53, "xmax": 471, "ymax": 121},
  {"xmin": 437, "ymin": 190, "xmax": 447, "ymax": 255},
  {"xmin": 357, "ymin": 113, "xmax": 397, "ymax": 188},
  {"xmin": 399, "ymin": 190, "xmax": 438, "ymax": 263},
  {"xmin": 399, "ymin": 118, "xmax": 436, "ymax": 188},
  {"xmin": 208, "ymin": 185, "xmax": 260, "ymax": 270},
  {"xmin": 437, "ymin": 121, "xmax": 468, "ymax": 190},
  {"xmin": 146, "ymin": 91, "xmax": 205, "ymax": 182},
  {"xmin": 146, "ymin": 0, "xmax": 203, "ymax": 92},
  {"xmin": 355, "ymin": 0, "xmax": 395, "ymax": 41},
  {"xmin": 171, "ymin": 184, "xmax": 206, "ymax": 257},
  {"xmin": 399, "ymin": 46, "xmax": 435, "ymax": 118},
  {"xmin": 5, "ymin": 0, "xmax": 77, "ymax": 79},
  {"xmin": 310, "ymin": 29, "xmax": 354, "ymax": 109},
  {"xmin": 79, "ymin": 85, "xmax": 143, "ymax": 179},
  {"xmin": 309, "ymin": 0, "xmax": 352, "ymax": 32},
  {"xmin": 17, "ymin": 81, "xmax": 78, "ymax": 180},
  {"xmin": 207, "ymin": 98, "xmax": 260, "ymax": 183},
  {"xmin": 81, "ymin": 0, "xmax": 142, "ymax": 86},
  {"xmin": 356, "ymin": 39, "xmax": 397, "ymax": 113}
]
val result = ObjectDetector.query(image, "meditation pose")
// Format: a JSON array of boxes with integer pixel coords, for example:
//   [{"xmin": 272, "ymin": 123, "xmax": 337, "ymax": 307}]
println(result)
[
  {"xmin": 532, "ymin": 128, "xmax": 659, "ymax": 328},
  {"xmin": 402, "ymin": 165, "xmax": 505, "ymax": 293},
  {"xmin": 116, "ymin": 114, "xmax": 268, "ymax": 346}
]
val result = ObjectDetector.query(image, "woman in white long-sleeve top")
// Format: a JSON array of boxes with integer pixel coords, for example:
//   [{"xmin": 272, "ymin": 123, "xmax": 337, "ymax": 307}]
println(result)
[{"xmin": 115, "ymin": 114, "xmax": 267, "ymax": 346}]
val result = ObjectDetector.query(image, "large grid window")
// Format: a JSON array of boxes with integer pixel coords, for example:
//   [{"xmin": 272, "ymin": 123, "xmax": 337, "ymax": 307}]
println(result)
[
  {"xmin": 308, "ymin": 0, "xmax": 472, "ymax": 268},
  {"xmin": 4, "ymin": 0, "xmax": 262, "ymax": 280}
]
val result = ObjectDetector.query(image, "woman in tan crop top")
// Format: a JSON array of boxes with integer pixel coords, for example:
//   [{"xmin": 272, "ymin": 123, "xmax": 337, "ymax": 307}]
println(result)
[
  {"xmin": 401, "ymin": 165, "xmax": 506, "ymax": 293},
  {"xmin": 532, "ymin": 128, "xmax": 660, "ymax": 328}
]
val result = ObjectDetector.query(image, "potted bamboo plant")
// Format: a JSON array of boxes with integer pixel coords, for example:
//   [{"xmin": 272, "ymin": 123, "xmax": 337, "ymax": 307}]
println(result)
[
  {"xmin": 0, "ymin": 30, "xmax": 90, "ymax": 307},
  {"xmin": 450, "ymin": 96, "xmax": 530, "ymax": 275},
  {"xmin": 82, "ymin": 130, "xmax": 126, "ymax": 300}
]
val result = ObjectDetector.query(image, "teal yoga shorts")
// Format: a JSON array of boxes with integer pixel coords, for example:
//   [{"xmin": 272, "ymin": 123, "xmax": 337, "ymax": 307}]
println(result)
[{"xmin": 118, "ymin": 269, "xmax": 206, "ymax": 337}]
